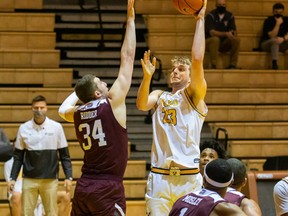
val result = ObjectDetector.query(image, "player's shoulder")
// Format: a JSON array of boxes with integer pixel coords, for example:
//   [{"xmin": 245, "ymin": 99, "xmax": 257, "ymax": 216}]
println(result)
[
  {"xmin": 214, "ymin": 202, "xmax": 246, "ymax": 215},
  {"xmin": 151, "ymin": 89, "xmax": 165, "ymax": 100}
]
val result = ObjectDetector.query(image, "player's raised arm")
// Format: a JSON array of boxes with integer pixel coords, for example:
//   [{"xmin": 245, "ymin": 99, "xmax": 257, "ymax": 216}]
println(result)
[
  {"xmin": 136, "ymin": 50, "xmax": 162, "ymax": 111},
  {"xmin": 186, "ymin": 0, "xmax": 207, "ymax": 114},
  {"xmin": 58, "ymin": 92, "xmax": 79, "ymax": 123},
  {"xmin": 109, "ymin": 0, "xmax": 136, "ymax": 104}
]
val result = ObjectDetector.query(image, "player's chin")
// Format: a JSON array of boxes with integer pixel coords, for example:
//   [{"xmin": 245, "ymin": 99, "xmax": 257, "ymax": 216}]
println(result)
[{"xmin": 170, "ymin": 79, "xmax": 181, "ymax": 84}]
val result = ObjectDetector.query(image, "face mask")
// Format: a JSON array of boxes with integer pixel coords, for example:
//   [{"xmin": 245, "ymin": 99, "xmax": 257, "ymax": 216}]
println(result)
[
  {"xmin": 33, "ymin": 110, "xmax": 46, "ymax": 118},
  {"xmin": 216, "ymin": 6, "xmax": 226, "ymax": 14},
  {"xmin": 274, "ymin": 14, "xmax": 283, "ymax": 18}
]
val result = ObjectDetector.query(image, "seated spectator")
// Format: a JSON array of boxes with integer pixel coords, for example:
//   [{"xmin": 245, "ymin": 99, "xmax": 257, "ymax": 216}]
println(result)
[
  {"xmin": 260, "ymin": 3, "xmax": 288, "ymax": 69},
  {"xmin": 225, "ymin": 158, "xmax": 262, "ymax": 216},
  {"xmin": 200, "ymin": 139, "xmax": 227, "ymax": 175},
  {"xmin": 169, "ymin": 159, "xmax": 246, "ymax": 216},
  {"xmin": 4, "ymin": 157, "xmax": 71, "ymax": 216},
  {"xmin": 273, "ymin": 176, "xmax": 288, "ymax": 216},
  {"xmin": 205, "ymin": 0, "xmax": 240, "ymax": 69}
]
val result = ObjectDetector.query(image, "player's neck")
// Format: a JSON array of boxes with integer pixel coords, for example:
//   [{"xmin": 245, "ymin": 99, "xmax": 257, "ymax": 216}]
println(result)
[{"xmin": 171, "ymin": 84, "xmax": 185, "ymax": 93}]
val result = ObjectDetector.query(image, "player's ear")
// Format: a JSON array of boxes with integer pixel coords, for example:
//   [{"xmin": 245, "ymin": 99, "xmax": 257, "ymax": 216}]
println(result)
[
  {"xmin": 242, "ymin": 177, "xmax": 247, "ymax": 188},
  {"xmin": 95, "ymin": 90, "xmax": 101, "ymax": 98}
]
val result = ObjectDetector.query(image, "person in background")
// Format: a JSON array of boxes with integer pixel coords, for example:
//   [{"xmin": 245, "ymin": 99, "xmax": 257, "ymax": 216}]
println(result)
[
  {"xmin": 260, "ymin": 2, "xmax": 288, "ymax": 69},
  {"xmin": 136, "ymin": 0, "xmax": 208, "ymax": 214},
  {"xmin": 199, "ymin": 139, "xmax": 227, "ymax": 175},
  {"xmin": 7, "ymin": 95, "xmax": 73, "ymax": 216},
  {"xmin": 225, "ymin": 158, "xmax": 262, "ymax": 216},
  {"xmin": 58, "ymin": 0, "xmax": 136, "ymax": 215},
  {"xmin": 4, "ymin": 157, "xmax": 71, "ymax": 216},
  {"xmin": 169, "ymin": 159, "xmax": 247, "ymax": 216},
  {"xmin": 273, "ymin": 176, "xmax": 288, "ymax": 216},
  {"xmin": 0, "ymin": 128, "xmax": 13, "ymax": 162},
  {"xmin": 205, "ymin": 0, "xmax": 240, "ymax": 69}
]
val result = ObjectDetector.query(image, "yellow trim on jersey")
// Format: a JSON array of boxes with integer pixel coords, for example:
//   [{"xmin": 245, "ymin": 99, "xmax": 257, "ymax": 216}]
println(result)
[
  {"xmin": 153, "ymin": 90, "xmax": 165, "ymax": 110},
  {"xmin": 151, "ymin": 167, "xmax": 200, "ymax": 176},
  {"xmin": 184, "ymin": 88, "xmax": 207, "ymax": 117}
]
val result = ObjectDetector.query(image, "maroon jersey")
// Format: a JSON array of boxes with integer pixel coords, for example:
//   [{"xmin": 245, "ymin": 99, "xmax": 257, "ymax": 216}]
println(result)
[
  {"xmin": 224, "ymin": 187, "xmax": 246, "ymax": 206},
  {"xmin": 74, "ymin": 98, "xmax": 128, "ymax": 178},
  {"xmin": 169, "ymin": 189, "xmax": 226, "ymax": 216}
]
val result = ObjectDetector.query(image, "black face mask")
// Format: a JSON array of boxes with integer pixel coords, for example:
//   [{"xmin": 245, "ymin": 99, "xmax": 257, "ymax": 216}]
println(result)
[
  {"xmin": 274, "ymin": 14, "xmax": 283, "ymax": 18},
  {"xmin": 216, "ymin": 6, "xmax": 226, "ymax": 14}
]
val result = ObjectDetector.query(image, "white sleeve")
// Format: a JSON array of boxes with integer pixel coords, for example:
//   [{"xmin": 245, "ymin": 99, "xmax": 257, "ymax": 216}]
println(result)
[
  {"xmin": 58, "ymin": 92, "xmax": 79, "ymax": 120},
  {"xmin": 57, "ymin": 123, "xmax": 68, "ymax": 149}
]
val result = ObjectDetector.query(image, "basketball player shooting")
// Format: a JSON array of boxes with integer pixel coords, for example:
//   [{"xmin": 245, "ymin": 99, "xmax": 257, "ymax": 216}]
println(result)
[{"xmin": 136, "ymin": 0, "xmax": 208, "ymax": 215}]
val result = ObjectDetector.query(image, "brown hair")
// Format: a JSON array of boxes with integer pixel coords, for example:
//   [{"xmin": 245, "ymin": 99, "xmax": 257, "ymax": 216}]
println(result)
[
  {"xmin": 32, "ymin": 95, "xmax": 46, "ymax": 105},
  {"xmin": 74, "ymin": 74, "xmax": 98, "ymax": 103}
]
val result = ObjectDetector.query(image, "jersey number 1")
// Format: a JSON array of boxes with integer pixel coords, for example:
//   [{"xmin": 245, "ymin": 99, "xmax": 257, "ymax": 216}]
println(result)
[{"xmin": 79, "ymin": 119, "xmax": 107, "ymax": 150}]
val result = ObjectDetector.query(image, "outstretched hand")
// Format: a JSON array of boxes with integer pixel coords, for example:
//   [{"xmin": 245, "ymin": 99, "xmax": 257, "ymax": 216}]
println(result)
[
  {"xmin": 141, "ymin": 50, "xmax": 157, "ymax": 78},
  {"xmin": 196, "ymin": 0, "xmax": 207, "ymax": 19}
]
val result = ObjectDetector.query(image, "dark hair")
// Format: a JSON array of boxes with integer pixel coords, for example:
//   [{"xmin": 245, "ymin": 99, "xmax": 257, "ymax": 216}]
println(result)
[
  {"xmin": 273, "ymin": 3, "xmax": 284, "ymax": 10},
  {"xmin": 32, "ymin": 95, "xmax": 46, "ymax": 105},
  {"xmin": 205, "ymin": 158, "xmax": 233, "ymax": 186},
  {"xmin": 74, "ymin": 74, "xmax": 98, "ymax": 103},
  {"xmin": 200, "ymin": 140, "xmax": 227, "ymax": 159},
  {"xmin": 226, "ymin": 158, "xmax": 246, "ymax": 187}
]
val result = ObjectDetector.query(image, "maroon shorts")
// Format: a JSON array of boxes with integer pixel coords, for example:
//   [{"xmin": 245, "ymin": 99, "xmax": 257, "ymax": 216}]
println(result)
[{"xmin": 71, "ymin": 176, "xmax": 126, "ymax": 216}]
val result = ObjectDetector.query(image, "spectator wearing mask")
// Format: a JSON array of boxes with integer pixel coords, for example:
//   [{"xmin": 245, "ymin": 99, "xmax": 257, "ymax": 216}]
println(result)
[
  {"xmin": 260, "ymin": 2, "xmax": 288, "ymax": 69},
  {"xmin": 205, "ymin": 0, "xmax": 240, "ymax": 69}
]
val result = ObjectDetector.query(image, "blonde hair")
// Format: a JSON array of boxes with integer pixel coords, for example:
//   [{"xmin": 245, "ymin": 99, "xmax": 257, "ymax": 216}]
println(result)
[{"xmin": 171, "ymin": 56, "xmax": 191, "ymax": 69}]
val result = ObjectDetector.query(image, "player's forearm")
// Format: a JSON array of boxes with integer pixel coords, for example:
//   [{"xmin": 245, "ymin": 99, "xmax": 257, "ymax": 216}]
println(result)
[
  {"xmin": 58, "ymin": 92, "xmax": 78, "ymax": 120},
  {"xmin": 121, "ymin": 15, "xmax": 136, "ymax": 65},
  {"xmin": 192, "ymin": 13, "xmax": 205, "ymax": 61},
  {"xmin": 136, "ymin": 77, "xmax": 152, "ymax": 111}
]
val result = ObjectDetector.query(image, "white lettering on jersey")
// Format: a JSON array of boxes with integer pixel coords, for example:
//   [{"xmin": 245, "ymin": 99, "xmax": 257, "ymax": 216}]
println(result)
[
  {"xmin": 179, "ymin": 208, "xmax": 188, "ymax": 216},
  {"xmin": 80, "ymin": 110, "xmax": 97, "ymax": 120},
  {"xmin": 182, "ymin": 195, "xmax": 203, "ymax": 206}
]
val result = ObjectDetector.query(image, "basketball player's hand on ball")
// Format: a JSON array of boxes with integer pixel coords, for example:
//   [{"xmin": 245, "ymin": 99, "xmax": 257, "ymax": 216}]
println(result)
[
  {"xmin": 141, "ymin": 50, "xmax": 157, "ymax": 78},
  {"xmin": 196, "ymin": 0, "xmax": 207, "ymax": 20}
]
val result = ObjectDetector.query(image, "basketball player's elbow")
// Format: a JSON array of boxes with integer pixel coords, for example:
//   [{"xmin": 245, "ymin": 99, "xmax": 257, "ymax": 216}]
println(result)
[
  {"xmin": 58, "ymin": 108, "xmax": 71, "ymax": 122},
  {"xmin": 192, "ymin": 54, "xmax": 204, "ymax": 63},
  {"xmin": 192, "ymin": 46, "xmax": 205, "ymax": 61},
  {"xmin": 136, "ymin": 101, "xmax": 149, "ymax": 112},
  {"xmin": 58, "ymin": 111, "xmax": 66, "ymax": 121},
  {"xmin": 136, "ymin": 102, "xmax": 145, "ymax": 111}
]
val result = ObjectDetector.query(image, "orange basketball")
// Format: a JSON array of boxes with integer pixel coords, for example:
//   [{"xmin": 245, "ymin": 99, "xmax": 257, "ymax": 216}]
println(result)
[{"xmin": 172, "ymin": 0, "xmax": 203, "ymax": 15}]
